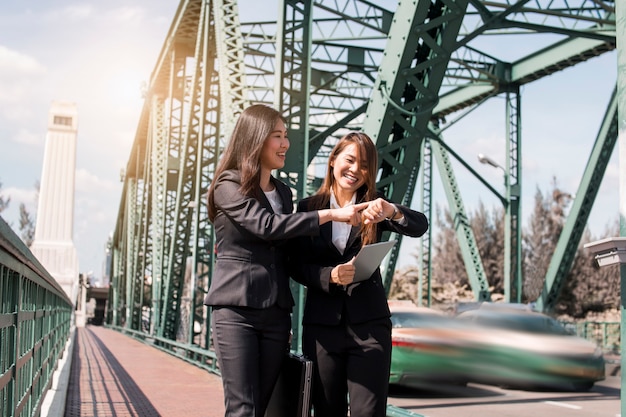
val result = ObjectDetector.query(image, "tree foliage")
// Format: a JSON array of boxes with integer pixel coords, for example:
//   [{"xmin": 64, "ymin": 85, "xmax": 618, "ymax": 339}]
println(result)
[
  {"xmin": 19, "ymin": 203, "xmax": 35, "ymax": 247},
  {"xmin": 556, "ymin": 223, "xmax": 621, "ymax": 318},
  {"xmin": 522, "ymin": 180, "xmax": 570, "ymax": 301},
  {"xmin": 430, "ymin": 206, "xmax": 466, "ymax": 286},
  {"xmin": 427, "ymin": 201, "xmax": 506, "ymax": 296},
  {"xmin": 0, "ymin": 180, "xmax": 38, "ymax": 246},
  {"xmin": 0, "ymin": 180, "xmax": 9, "ymax": 213}
]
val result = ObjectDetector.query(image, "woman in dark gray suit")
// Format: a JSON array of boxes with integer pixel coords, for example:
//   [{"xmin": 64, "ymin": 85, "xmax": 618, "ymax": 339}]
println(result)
[
  {"xmin": 290, "ymin": 131, "xmax": 429, "ymax": 417},
  {"xmin": 204, "ymin": 105, "xmax": 368, "ymax": 417}
]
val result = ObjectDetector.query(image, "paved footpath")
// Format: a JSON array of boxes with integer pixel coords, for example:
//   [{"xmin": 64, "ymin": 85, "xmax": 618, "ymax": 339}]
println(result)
[{"xmin": 64, "ymin": 325, "xmax": 225, "ymax": 417}]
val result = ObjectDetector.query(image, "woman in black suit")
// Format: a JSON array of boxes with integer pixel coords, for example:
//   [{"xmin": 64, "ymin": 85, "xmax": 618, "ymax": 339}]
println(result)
[
  {"xmin": 290, "ymin": 131, "xmax": 429, "ymax": 417},
  {"xmin": 204, "ymin": 105, "xmax": 368, "ymax": 417}
]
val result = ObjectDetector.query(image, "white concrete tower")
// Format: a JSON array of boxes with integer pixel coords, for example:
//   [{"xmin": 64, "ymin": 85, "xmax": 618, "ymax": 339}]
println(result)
[{"xmin": 31, "ymin": 100, "xmax": 80, "ymax": 305}]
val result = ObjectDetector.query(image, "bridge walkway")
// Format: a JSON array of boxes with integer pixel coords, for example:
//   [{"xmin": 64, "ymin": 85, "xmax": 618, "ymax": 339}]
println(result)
[{"xmin": 64, "ymin": 325, "xmax": 225, "ymax": 417}]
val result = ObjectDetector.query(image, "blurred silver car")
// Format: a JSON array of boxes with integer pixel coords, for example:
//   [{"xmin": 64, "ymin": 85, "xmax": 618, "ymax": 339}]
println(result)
[
  {"xmin": 456, "ymin": 303, "xmax": 605, "ymax": 391},
  {"xmin": 389, "ymin": 301, "xmax": 605, "ymax": 391}
]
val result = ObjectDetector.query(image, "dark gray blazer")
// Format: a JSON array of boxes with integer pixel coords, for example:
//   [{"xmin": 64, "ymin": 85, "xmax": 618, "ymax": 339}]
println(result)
[{"xmin": 204, "ymin": 169, "xmax": 320, "ymax": 309}]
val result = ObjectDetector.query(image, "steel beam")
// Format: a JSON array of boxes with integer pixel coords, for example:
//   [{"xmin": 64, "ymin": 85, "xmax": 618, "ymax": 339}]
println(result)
[
  {"xmin": 536, "ymin": 89, "xmax": 619, "ymax": 313},
  {"xmin": 431, "ymin": 138, "xmax": 491, "ymax": 301}
]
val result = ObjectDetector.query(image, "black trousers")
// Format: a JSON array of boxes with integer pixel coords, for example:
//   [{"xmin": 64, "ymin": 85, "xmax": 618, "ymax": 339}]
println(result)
[
  {"xmin": 302, "ymin": 317, "xmax": 392, "ymax": 417},
  {"xmin": 212, "ymin": 305, "xmax": 291, "ymax": 417}
]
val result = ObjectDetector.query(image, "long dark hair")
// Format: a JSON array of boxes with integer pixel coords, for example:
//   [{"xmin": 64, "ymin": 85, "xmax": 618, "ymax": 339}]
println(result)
[
  {"xmin": 207, "ymin": 104, "xmax": 285, "ymax": 222},
  {"xmin": 307, "ymin": 131, "xmax": 379, "ymax": 245}
]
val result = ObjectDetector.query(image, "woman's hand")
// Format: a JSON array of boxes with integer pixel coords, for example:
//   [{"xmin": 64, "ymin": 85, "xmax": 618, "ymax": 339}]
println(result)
[
  {"xmin": 330, "ymin": 259, "xmax": 356, "ymax": 285},
  {"xmin": 331, "ymin": 201, "xmax": 369, "ymax": 226},
  {"xmin": 361, "ymin": 198, "xmax": 398, "ymax": 224}
]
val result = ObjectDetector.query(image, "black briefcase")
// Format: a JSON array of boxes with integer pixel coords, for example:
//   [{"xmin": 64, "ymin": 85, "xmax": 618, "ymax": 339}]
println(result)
[{"xmin": 265, "ymin": 353, "xmax": 313, "ymax": 417}]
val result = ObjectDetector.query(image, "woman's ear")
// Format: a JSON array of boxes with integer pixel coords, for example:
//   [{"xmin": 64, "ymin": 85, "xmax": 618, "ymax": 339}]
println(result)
[{"xmin": 329, "ymin": 153, "xmax": 338, "ymax": 168}]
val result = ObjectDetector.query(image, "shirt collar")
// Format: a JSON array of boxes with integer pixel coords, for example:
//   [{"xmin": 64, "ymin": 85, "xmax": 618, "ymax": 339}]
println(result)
[{"xmin": 330, "ymin": 189, "xmax": 356, "ymax": 209}]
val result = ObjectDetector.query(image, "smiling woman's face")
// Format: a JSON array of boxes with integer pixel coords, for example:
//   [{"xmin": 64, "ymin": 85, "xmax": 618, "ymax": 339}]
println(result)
[
  {"xmin": 260, "ymin": 118, "xmax": 289, "ymax": 173},
  {"xmin": 330, "ymin": 143, "xmax": 367, "ymax": 195}
]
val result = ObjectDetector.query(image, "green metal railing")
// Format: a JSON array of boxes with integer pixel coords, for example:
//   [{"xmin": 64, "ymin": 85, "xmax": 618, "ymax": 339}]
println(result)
[
  {"xmin": 0, "ymin": 217, "xmax": 73, "ymax": 417},
  {"xmin": 563, "ymin": 321, "xmax": 621, "ymax": 354}
]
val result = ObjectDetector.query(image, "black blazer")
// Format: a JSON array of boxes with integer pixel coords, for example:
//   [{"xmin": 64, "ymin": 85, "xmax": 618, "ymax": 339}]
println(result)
[
  {"xmin": 290, "ymin": 196, "xmax": 428, "ymax": 325},
  {"xmin": 204, "ymin": 169, "xmax": 320, "ymax": 309}
]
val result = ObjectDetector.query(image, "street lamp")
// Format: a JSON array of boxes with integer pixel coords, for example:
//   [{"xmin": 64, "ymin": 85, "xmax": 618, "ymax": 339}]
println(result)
[
  {"xmin": 478, "ymin": 153, "xmax": 513, "ymax": 303},
  {"xmin": 478, "ymin": 153, "xmax": 504, "ymax": 171},
  {"xmin": 477, "ymin": 153, "xmax": 508, "ymax": 201}
]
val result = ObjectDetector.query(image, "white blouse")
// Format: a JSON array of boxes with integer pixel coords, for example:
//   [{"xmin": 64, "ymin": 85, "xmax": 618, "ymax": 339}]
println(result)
[
  {"xmin": 330, "ymin": 191, "xmax": 355, "ymax": 254},
  {"xmin": 264, "ymin": 188, "xmax": 283, "ymax": 214}
]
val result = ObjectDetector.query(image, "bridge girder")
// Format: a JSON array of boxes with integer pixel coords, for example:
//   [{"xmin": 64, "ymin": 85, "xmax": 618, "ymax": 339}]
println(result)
[{"xmin": 109, "ymin": 0, "xmax": 618, "ymax": 345}]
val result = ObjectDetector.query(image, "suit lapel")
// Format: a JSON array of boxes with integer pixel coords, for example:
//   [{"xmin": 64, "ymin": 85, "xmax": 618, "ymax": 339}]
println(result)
[
  {"xmin": 311, "ymin": 201, "xmax": 339, "ymax": 254},
  {"xmin": 317, "ymin": 200, "xmax": 363, "ymax": 255},
  {"xmin": 258, "ymin": 188, "xmax": 275, "ymax": 213},
  {"xmin": 269, "ymin": 176, "xmax": 293, "ymax": 214},
  {"xmin": 346, "ymin": 225, "xmax": 361, "ymax": 252}
]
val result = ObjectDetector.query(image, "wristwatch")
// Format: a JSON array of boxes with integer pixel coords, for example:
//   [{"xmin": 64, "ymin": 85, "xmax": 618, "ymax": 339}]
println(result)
[{"xmin": 386, "ymin": 204, "xmax": 398, "ymax": 221}]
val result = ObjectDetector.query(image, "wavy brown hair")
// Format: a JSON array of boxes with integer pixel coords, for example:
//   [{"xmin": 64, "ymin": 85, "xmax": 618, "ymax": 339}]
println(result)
[
  {"xmin": 306, "ymin": 131, "xmax": 379, "ymax": 246},
  {"xmin": 207, "ymin": 104, "xmax": 285, "ymax": 222}
]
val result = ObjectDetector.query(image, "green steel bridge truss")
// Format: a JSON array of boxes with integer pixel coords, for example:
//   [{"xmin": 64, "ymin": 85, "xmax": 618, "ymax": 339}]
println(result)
[{"xmin": 107, "ymin": 0, "xmax": 617, "ymax": 349}]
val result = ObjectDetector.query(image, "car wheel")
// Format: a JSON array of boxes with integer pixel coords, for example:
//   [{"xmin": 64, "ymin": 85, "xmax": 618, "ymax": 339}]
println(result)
[{"xmin": 572, "ymin": 381, "xmax": 594, "ymax": 391}]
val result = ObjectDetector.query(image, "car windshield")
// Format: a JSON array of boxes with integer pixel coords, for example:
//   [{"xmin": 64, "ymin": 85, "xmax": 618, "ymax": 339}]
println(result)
[
  {"xmin": 459, "ymin": 311, "xmax": 574, "ymax": 336},
  {"xmin": 390, "ymin": 311, "xmax": 453, "ymax": 329}
]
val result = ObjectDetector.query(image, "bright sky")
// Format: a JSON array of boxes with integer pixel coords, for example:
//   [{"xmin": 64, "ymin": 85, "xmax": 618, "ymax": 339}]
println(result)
[
  {"xmin": 0, "ymin": 1, "xmax": 179, "ymax": 278},
  {"xmin": 0, "ymin": 1, "xmax": 619, "ymax": 280}
]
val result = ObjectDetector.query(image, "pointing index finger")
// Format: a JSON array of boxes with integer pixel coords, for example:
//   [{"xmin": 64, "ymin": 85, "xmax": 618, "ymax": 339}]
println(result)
[{"xmin": 353, "ymin": 201, "xmax": 369, "ymax": 211}]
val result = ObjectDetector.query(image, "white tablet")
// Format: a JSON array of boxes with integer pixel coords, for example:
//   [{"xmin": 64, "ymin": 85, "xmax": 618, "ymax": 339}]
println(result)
[{"xmin": 352, "ymin": 240, "xmax": 397, "ymax": 282}]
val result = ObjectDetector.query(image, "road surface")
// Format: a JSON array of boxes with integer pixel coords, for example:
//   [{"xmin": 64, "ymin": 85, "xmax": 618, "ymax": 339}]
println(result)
[{"xmin": 388, "ymin": 375, "xmax": 621, "ymax": 417}]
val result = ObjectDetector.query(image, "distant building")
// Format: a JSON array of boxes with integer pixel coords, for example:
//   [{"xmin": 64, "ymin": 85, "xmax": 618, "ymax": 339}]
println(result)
[
  {"xmin": 31, "ymin": 101, "xmax": 80, "ymax": 305},
  {"xmin": 102, "ymin": 233, "xmax": 112, "ymax": 287}
]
